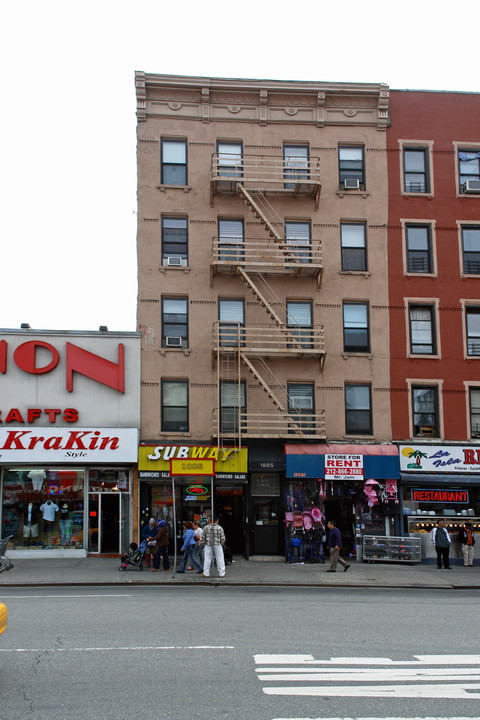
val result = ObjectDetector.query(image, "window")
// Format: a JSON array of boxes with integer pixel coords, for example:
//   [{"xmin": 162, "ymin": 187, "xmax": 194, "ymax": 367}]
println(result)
[
  {"xmin": 218, "ymin": 219, "xmax": 244, "ymax": 261},
  {"xmin": 340, "ymin": 223, "xmax": 367, "ymax": 271},
  {"xmin": 288, "ymin": 383, "xmax": 315, "ymax": 432},
  {"xmin": 162, "ymin": 217, "xmax": 188, "ymax": 265},
  {"xmin": 217, "ymin": 141, "xmax": 243, "ymax": 178},
  {"xmin": 462, "ymin": 226, "xmax": 480, "ymax": 274},
  {"xmin": 403, "ymin": 148, "xmax": 429, "ymax": 193},
  {"xmin": 220, "ymin": 380, "xmax": 246, "ymax": 434},
  {"xmin": 343, "ymin": 303, "xmax": 369, "ymax": 353},
  {"xmin": 162, "ymin": 298, "xmax": 188, "ymax": 349},
  {"xmin": 345, "ymin": 384, "xmax": 372, "ymax": 435},
  {"xmin": 287, "ymin": 301, "xmax": 313, "ymax": 348},
  {"xmin": 458, "ymin": 149, "xmax": 480, "ymax": 192},
  {"xmin": 284, "ymin": 145, "xmax": 309, "ymax": 188},
  {"xmin": 218, "ymin": 299, "xmax": 244, "ymax": 346},
  {"xmin": 409, "ymin": 305, "xmax": 436, "ymax": 355},
  {"xmin": 405, "ymin": 224, "xmax": 433, "ymax": 273},
  {"xmin": 412, "ymin": 386, "xmax": 438, "ymax": 437},
  {"xmin": 161, "ymin": 380, "xmax": 188, "ymax": 432},
  {"xmin": 466, "ymin": 307, "xmax": 480, "ymax": 356},
  {"xmin": 469, "ymin": 388, "xmax": 480, "ymax": 438},
  {"xmin": 338, "ymin": 146, "xmax": 365, "ymax": 189},
  {"xmin": 161, "ymin": 139, "xmax": 187, "ymax": 185},
  {"xmin": 285, "ymin": 221, "xmax": 311, "ymax": 263}
]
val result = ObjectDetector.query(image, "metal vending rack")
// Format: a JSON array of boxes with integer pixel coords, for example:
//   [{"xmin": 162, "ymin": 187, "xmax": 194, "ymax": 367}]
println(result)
[{"xmin": 362, "ymin": 535, "xmax": 421, "ymax": 564}]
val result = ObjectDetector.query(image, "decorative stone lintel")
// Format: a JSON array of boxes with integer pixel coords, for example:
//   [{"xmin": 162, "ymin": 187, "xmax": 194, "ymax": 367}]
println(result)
[
  {"xmin": 202, "ymin": 87, "xmax": 210, "ymax": 123},
  {"xmin": 135, "ymin": 71, "xmax": 147, "ymax": 122}
]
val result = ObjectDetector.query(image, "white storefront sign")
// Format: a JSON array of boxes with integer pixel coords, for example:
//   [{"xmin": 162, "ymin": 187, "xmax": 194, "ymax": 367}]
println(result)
[
  {"xmin": 324, "ymin": 453, "xmax": 364, "ymax": 480},
  {"xmin": 400, "ymin": 444, "xmax": 480, "ymax": 473},
  {"xmin": 0, "ymin": 427, "xmax": 139, "ymax": 462}
]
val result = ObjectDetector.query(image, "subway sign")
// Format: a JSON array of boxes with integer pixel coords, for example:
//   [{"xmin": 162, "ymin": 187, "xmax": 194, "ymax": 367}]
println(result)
[{"xmin": 411, "ymin": 489, "xmax": 469, "ymax": 504}]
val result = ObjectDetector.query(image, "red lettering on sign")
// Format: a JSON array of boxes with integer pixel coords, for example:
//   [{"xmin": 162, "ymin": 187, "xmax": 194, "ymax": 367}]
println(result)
[
  {"xmin": 66, "ymin": 342, "xmax": 125, "ymax": 394},
  {"xmin": 0, "ymin": 340, "xmax": 6, "ymax": 374},
  {"xmin": 13, "ymin": 341, "xmax": 60, "ymax": 375},
  {"xmin": 27, "ymin": 409, "xmax": 42, "ymax": 423},
  {"xmin": 464, "ymin": 449, "xmax": 476, "ymax": 464},
  {"xmin": 5, "ymin": 409, "xmax": 24, "ymax": 423}
]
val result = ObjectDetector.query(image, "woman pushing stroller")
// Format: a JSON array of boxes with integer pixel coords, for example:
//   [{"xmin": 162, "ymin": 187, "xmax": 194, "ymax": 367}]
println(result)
[{"xmin": 149, "ymin": 519, "xmax": 171, "ymax": 572}]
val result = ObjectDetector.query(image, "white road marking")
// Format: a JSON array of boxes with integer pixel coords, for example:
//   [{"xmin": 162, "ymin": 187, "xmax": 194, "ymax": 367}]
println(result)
[
  {"xmin": 272, "ymin": 717, "xmax": 477, "ymax": 720},
  {"xmin": 0, "ymin": 594, "xmax": 132, "ymax": 599},
  {"xmin": 0, "ymin": 645, "xmax": 234, "ymax": 653},
  {"xmin": 255, "ymin": 654, "xmax": 480, "ymax": 700},
  {"xmin": 255, "ymin": 654, "xmax": 480, "ymax": 665},
  {"xmin": 264, "ymin": 683, "xmax": 480, "ymax": 697}
]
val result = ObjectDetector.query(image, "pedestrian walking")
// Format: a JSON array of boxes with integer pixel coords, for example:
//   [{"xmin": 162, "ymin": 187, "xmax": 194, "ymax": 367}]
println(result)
[
  {"xmin": 431, "ymin": 519, "xmax": 452, "ymax": 569},
  {"xmin": 202, "ymin": 518, "xmax": 226, "ymax": 578},
  {"xmin": 458, "ymin": 522, "xmax": 475, "ymax": 567},
  {"xmin": 178, "ymin": 521, "xmax": 203, "ymax": 574},
  {"xmin": 326, "ymin": 520, "xmax": 350, "ymax": 573},
  {"xmin": 150, "ymin": 519, "xmax": 171, "ymax": 572},
  {"xmin": 192, "ymin": 521, "xmax": 205, "ymax": 568}
]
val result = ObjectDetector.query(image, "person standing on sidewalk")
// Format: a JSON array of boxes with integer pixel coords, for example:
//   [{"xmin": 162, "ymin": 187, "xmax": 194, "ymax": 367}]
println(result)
[
  {"xmin": 431, "ymin": 519, "xmax": 452, "ymax": 569},
  {"xmin": 178, "ymin": 521, "xmax": 203, "ymax": 574},
  {"xmin": 326, "ymin": 520, "xmax": 350, "ymax": 573},
  {"xmin": 458, "ymin": 522, "xmax": 475, "ymax": 567},
  {"xmin": 202, "ymin": 518, "xmax": 226, "ymax": 578},
  {"xmin": 150, "ymin": 519, "xmax": 171, "ymax": 572}
]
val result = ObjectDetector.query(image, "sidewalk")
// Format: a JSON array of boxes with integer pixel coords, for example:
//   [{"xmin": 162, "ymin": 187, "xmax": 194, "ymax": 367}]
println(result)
[{"xmin": 1, "ymin": 555, "xmax": 480, "ymax": 589}]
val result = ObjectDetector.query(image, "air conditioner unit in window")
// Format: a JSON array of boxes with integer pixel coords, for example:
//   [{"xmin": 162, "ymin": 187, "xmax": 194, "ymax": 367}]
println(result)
[
  {"xmin": 165, "ymin": 336, "xmax": 182, "ymax": 347},
  {"xmin": 344, "ymin": 178, "xmax": 360, "ymax": 190},
  {"xmin": 166, "ymin": 256, "xmax": 183, "ymax": 266},
  {"xmin": 464, "ymin": 180, "xmax": 480, "ymax": 194}
]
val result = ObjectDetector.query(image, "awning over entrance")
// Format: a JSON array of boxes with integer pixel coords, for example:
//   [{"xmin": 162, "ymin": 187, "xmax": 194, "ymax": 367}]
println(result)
[
  {"xmin": 400, "ymin": 473, "xmax": 480, "ymax": 487},
  {"xmin": 284, "ymin": 443, "xmax": 399, "ymax": 480}
]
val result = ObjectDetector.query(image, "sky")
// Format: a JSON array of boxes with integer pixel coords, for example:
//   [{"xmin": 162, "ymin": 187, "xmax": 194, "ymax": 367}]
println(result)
[{"xmin": 1, "ymin": 0, "xmax": 479, "ymax": 333}]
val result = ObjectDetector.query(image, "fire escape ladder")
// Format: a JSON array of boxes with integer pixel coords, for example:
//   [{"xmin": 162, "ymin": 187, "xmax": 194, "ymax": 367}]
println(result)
[
  {"xmin": 237, "ymin": 185, "xmax": 283, "ymax": 240},
  {"xmin": 237, "ymin": 268, "xmax": 285, "ymax": 326},
  {"xmin": 240, "ymin": 353, "xmax": 304, "ymax": 434}
]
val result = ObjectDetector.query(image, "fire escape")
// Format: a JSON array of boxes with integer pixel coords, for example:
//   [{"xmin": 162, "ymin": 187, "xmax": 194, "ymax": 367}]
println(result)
[{"xmin": 210, "ymin": 152, "xmax": 326, "ymax": 444}]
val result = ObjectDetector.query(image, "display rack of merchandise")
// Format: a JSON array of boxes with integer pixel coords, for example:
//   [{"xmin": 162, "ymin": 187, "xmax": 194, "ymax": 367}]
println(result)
[{"xmin": 362, "ymin": 535, "xmax": 421, "ymax": 563}]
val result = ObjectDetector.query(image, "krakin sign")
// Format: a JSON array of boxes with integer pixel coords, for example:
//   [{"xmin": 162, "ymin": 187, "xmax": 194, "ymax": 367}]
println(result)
[
  {"xmin": 0, "ymin": 427, "xmax": 139, "ymax": 462},
  {"xmin": 400, "ymin": 444, "xmax": 480, "ymax": 473}
]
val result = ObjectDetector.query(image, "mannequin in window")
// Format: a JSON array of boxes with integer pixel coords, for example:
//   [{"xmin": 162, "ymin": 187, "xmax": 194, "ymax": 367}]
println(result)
[
  {"xmin": 40, "ymin": 499, "xmax": 59, "ymax": 547},
  {"xmin": 23, "ymin": 502, "xmax": 39, "ymax": 544},
  {"xmin": 59, "ymin": 503, "xmax": 72, "ymax": 545}
]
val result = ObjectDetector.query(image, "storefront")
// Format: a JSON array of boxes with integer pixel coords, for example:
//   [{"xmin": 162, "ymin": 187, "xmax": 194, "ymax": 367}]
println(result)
[
  {"xmin": 399, "ymin": 443, "xmax": 480, "ymax": 563},
  {"xmin": 284, "ymin": 443, "xmax": 400, "ymax": 561},
  {"xmin": 138, "ymin": 444, "xmax": 248, "ymax": 555},
  {"xmin": 0, "ymin": 330, "xmax": 140, "ymax": 558},
  {"xmin": 248, "ymin": 440, "xmax": 285, "ymax": 558}
]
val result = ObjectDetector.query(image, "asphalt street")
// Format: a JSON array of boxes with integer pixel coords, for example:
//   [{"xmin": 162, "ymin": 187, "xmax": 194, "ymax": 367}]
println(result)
[{"xmin": 1, "ymin": 586, "xmax": 479, "ymax": 720}]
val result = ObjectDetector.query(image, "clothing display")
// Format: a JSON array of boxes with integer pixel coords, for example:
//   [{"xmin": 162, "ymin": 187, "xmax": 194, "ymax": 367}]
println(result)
[{"xmin": 40, "ymin": 501, "xmax": 59, "ymax": 522}]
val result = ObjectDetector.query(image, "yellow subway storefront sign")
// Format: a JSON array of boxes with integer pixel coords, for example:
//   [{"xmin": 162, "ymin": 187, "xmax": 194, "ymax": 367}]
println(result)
[{"xmin": 138, "ymin": 445, "xmax": 248, "ymax": 480}]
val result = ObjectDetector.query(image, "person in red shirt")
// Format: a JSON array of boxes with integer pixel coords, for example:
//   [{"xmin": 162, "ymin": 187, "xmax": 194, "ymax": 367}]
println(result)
[{"xmin": 458, "ymin": 522, "xmax": 475, "ymax": 567}]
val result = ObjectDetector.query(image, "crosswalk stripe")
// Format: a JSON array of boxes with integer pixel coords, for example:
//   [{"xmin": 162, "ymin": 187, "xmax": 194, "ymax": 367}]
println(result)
[
  {"xmin": 254, "ymin": 654, "xmax": 480, "ymax": 665},
  {"xmin": 263, "ymin": 682, "xmax": 480, "ymax": 698}
]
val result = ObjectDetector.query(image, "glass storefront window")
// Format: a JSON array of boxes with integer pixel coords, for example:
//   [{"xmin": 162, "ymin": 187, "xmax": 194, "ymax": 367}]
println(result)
[
  {"xmin": 88, "ymin": 468, "xmax": 130, "ymax": 492},
  {"xmin": 1, "ymin": 467, "xmax": 85, "ymax": 550}
]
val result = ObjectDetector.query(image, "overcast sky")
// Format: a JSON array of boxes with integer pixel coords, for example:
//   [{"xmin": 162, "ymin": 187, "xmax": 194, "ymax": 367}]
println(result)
[{"xmin": 1, "ymin": 0, "xmax": 478, "ymax": 333}]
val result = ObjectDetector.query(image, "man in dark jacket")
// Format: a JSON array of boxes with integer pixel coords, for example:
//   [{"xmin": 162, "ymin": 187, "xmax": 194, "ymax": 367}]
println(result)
[
  {"xmin": 149, "ymin": 519, "xmax": 170, "ymax": 572},
  {"xmin": 458, "ymin": 522, "xmax": 475, "ymax": 567},
  {"xmin": 326, "ymin": 520, "xmax": 350, "ymax": 573},
  {"xmin": 431, "ymin": 519, "xmax": 451, "ymax": 569}
]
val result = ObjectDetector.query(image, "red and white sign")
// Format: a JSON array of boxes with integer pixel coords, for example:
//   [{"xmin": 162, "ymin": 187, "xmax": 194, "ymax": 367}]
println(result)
[
  {"xmin": 324, "ymin": 453, "xmax": 364, "ymax": 480},
  {"xmin": 0, "ymin": 427, "xmax": 139, "ymax": 462}
]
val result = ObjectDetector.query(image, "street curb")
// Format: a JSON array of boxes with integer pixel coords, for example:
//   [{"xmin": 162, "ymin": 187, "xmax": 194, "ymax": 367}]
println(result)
[{"xmin": 2, "ymin": 581, "xmax": 479, "ymax": 590}]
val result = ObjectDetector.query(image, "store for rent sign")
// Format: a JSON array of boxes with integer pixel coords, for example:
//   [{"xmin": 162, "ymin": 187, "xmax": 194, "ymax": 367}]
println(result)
[{"xmin": 324, "ymin": 454, "xmax": 364, "ymax": 480}]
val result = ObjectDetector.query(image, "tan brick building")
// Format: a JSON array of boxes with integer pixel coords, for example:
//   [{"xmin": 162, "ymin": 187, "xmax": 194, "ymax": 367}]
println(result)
[{"xmin": 135, "ymin": 73, "xmax": 395, "ymax": 558}]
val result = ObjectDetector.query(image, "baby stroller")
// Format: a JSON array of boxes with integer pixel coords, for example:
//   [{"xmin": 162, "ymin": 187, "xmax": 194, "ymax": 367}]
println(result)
[
  {"xmin": 0, "ymin": 536, "xmax": 14, "ymax": 574},
  {"xmin": 119, "ymin": 539, "xmax": 148, "ymax": 571}
]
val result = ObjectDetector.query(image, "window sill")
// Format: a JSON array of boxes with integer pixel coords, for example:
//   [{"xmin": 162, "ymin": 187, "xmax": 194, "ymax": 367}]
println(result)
[
  {"xmin": 339, "ymin": 271, "xmax": 370, "ymax": 278},
  {"xmin": 336, "ymin": 190, "xmax": 369, "ymax": 199},
  {"xmin": 157, "ymin": 185, "xmax": 192, "ymax": 192},
  {"xmin": 343, "ymin": 433, "xmax": 374, "ymax": 439},
  {"xmin": 458, "ymin": 193, "xmax": 480, "ymax": 199},
  {"xmin": 159, "ymin": 348, "xmax": 190, "ymax": 356},
  {"xmin": 342, "ymin": 352, "xmax": 373, "ymax": 359},
  {"xmin": 159, "ymin": 266, "xmax": 191, "ymax": 273},
  {"xmin": 405, "ymin": 272, "xmax": 436, "ymax": 278},
  {"xmin": 401, "ymin": 192, "xmax": 434, "ymax": 199},
  {"xmin": 407, "ymin": 353, "xmax": 441, "ymax": 360},
  {"xmin": 159, "ymin": 432, "xmax": 192, "ymax": 437}
]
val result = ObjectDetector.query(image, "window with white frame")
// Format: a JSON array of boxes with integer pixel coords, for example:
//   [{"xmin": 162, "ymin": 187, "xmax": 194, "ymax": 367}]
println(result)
[
  {"xmin": 462, "ymin": 226, "xmax": 480, "ymax": 275},
  {"xmin": 218, "ymin": 219, "xmax": 244, "ymax": 262},
  {"xmin": 403, "ymin": 147, "xmax": 429, "ymax": 193},
  {"xmin": 405, "ymin": 224, "xmax": 433, "ymax": 273},
  {"xmin": 218, "ymin": 298, "xmax": 244, "ymax": 346},
  {"xmin": 217, "ymin": 141, "xmax": 243, "ymax": 178},
  {"xmin": 284, "ymin": 145, "xmax": 309, "ymax": 188},
  {"xmin": 285, "ymin": 220, "xmax": 311, "ymax": 263},
  {"xmin": 469, "ymin": 388, "xmax": 480, "ymax": 438},
  {"xmin": 338, "ymin": 146, "xmax": 365, "ymax": 189},
  {"xmin": 162, "ymin": 298, "xmax": 188, "ymax": 349},
  {"xmin": 162, "ymin": 217, "xmax": 188, "ymax": 265},
  {"xmin": 409, "ymin": 305, "xmax": 436, "ymax": 355},
  {"xmin": 458, "ymin": 149, "xmax": 480, "ymax": 193},
  {"xmin": 287, "ymin": 301, "xmax": 313, "ymax": 348},
  {"xmin": 466, "ymin": 307, "xmax": 480, "ymax": 356},
  {"xmin": 288, "ymin": 383, "xmax": 315, "ymax": 432},
  {"xmin": 412, "ymin": 386, "xmax": 439, "ymax": 437},
  {"xmin": 220, "ymin": 380, "xmax": 246, "ymax": 434}
]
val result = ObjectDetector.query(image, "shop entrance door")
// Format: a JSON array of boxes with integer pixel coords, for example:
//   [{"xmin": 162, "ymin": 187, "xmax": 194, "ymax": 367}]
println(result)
[
  {"xmin": 87, "ymin": 493, "xmax": 130, "ymax": 554},
  {"xmin": 251, "ymin": 497, "xmax": 282, "ymax": 555}
]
